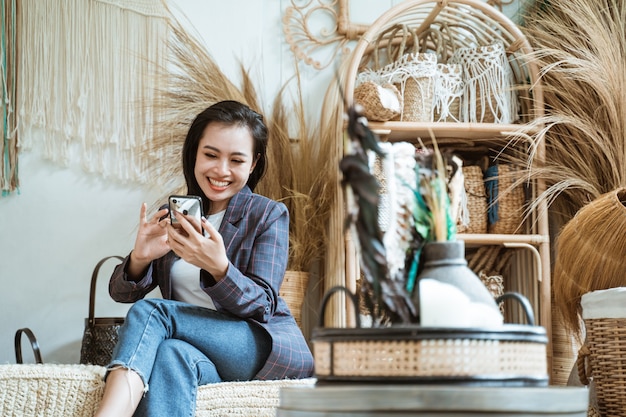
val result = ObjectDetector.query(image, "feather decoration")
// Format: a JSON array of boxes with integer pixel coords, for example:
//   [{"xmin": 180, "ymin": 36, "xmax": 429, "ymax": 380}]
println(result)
[
  {"xmin": 340, "ymin": 105, "xmax": 417, "ymax": 324},
  {"xmin": 413, "ymin": 142, "xmax": 458, "ymax": 244},
  {"xmin": 383, "ymin": 142, "xmax": 419, "ymax": 293}
]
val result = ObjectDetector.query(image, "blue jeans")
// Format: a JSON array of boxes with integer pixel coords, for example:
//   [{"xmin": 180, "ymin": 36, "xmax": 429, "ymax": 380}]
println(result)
[{"xmin": 108, "ymin": 298, "xmax": 272, "ymax": 417}]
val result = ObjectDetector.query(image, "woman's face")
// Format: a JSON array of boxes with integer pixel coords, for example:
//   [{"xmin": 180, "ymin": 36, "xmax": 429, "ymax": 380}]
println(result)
[{"xmin": 194, "ymin": 122, "xmax": 257, "ymax": 214}]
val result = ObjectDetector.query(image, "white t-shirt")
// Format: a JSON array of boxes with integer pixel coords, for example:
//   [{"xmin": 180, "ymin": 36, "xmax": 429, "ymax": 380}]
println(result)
[{"xmin": 170, "ymin": 210, "xmax": 226, "ymax": 309}]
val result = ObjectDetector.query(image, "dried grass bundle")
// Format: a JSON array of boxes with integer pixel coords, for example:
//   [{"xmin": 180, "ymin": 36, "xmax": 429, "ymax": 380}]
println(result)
[
  {"xmin": 553, "ymin": 188, "xmax": 626, "ymax": 338},
  {"xmin": 516, "ymin": 0, "xmax": 626, "ymax": 219},
  {"xmin": 263, "ymin": 76, "xmax": 337, "ymax": 273},
  {"xmin": 144, "ymin": 9, "xmax": 247, "ymax": 198},
  {"xmin": 512, "ymin": 0, "xmax": 626, "ymax": 335},
  {"xmin": 143, "ymin": 5, "xmax": 335, "ymax": 275}
]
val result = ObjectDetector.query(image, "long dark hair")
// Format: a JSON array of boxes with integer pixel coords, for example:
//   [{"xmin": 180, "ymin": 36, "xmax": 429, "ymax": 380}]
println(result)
[{"xmin": 181, "ymin": 100, "xmax": 268, "ymax": 212}]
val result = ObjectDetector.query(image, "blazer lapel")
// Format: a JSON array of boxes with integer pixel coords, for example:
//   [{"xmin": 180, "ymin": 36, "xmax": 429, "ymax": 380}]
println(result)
[{"xmin": 219, "ymin": 186, "xmax": 252, "ymax": 255}]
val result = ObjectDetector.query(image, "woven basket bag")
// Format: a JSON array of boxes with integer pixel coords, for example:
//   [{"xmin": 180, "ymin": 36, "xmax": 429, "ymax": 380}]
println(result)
[{"xmin": 577, "ymin": 288, "xmax": 626, "ymax": 417}]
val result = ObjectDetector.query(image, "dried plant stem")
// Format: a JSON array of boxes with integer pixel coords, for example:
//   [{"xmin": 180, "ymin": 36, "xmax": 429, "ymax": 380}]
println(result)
[
  {"xmin": 144, "ymin": 4, "xmax": 335, "ymax": 279},
  {"xmin": 514, "ymin": 0, "xmax": 626, "ymax": 336}
]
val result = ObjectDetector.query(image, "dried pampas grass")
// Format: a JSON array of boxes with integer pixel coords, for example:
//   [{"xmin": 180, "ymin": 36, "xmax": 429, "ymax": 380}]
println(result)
[
  {"xmin": 512, "ymin": 0, "xmax": 626, "ymax": 336},
  {"xmin": 143, "ymin": 7, "xmax": 247, "ymax": 198},
  {"xmin": 516, "ymin": 0, "xmax": 626, "ymax": 219},
  {"xmin": 262, "ymin": 74, "xmax": 337, "ymax": 273},
  {"xmin": 143, "ymin": 4, "xmax": 335, "ymax": 276}
]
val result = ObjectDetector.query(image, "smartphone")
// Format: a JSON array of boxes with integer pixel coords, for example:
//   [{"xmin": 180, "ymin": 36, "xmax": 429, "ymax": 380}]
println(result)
[{"xmin": 168, "ymin": 195, "xmax": 203, "ymax": 233}]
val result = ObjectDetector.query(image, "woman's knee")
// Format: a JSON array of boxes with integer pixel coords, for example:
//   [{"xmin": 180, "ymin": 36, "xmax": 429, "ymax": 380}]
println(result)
[
  {"xmin": 153, "ymin": 339, "xmax": 221, "ymax": 384},
  {"xmin": 127, "ymin": 298, "xmax": 162, "ymax": 315},
  {"xmin": 154, "ymin": 339, "xmax": 188, "ymax": 362}
]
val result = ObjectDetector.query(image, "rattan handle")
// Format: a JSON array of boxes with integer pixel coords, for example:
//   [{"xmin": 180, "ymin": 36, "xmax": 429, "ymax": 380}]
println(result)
[
  {"xmin": 495, "ymin": 292, "xmax": 536, "ymax": 326},
  {"xmin": 577, "ymin": 344, "xmax": 591, "ymax": 386},
  {"xmin": 14, "ymin": 327, "xmax": 43, "ymax": 364},
  {"xmin": 318, "ymin": 286, "xmax": 362, "ymax": 328},
  {"xmin": 88, "ymin": 255, "xmax": 125, "ymax": 323}
]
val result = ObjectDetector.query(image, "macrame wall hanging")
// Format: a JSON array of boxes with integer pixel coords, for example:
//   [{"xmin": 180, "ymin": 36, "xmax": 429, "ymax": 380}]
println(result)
[
  {"xmin": 1, "ymin": 0, "xmax": 18, "ymax": 195},
  {"xmin": 17, "ymin": 0, "xmax": 168, "ymax": 184},
  {"xmin": 282, "ymin": 0, "xmax": 521, "ymax": 70}
]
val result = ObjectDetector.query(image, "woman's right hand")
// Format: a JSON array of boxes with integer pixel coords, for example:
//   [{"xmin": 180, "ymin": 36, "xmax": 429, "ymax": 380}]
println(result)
[{"xmin": 127, "ymin": 203, "xmax": 170, "ymax": 280}]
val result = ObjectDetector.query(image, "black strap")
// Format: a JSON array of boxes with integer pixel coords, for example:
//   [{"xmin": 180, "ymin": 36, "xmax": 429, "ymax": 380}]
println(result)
[
  {"xmin": 15, "ymin": 327, "xmax": 43, "ymax": 364},
  {"xmin": 495, "ymin": 292, "xmax": 536, "ymax": 326},
  {"xmin": 88, "ymin": 255, "xmax": 125, "ymax": 322},
  {"xmin": 318, "ymin": 286, "xmax": 362, "ymax": 328}
]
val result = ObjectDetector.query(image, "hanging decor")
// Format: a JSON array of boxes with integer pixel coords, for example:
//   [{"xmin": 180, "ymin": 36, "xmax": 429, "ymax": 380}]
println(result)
[
  {"xmin": 1, "ymin": 0, "xmax": 18, "ymax": 195},
  {"xmin": 282, "ymin": 0, "xmax": 522, "ymax": 70},
  {"xmin": 17, "ymin": 0, "xmax": 168, "ymax": 183}
]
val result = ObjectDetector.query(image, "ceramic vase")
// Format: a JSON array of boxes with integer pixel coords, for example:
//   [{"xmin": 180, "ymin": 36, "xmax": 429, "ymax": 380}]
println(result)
[{"xmin": 412, "ymin": 240, "xmax": 500, "ymax": 325}]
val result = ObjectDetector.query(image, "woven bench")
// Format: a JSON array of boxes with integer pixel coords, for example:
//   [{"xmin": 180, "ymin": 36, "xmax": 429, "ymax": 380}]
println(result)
[{"xmin": 0, "ymin": 364, "xmax": 315, "ymax": 417}]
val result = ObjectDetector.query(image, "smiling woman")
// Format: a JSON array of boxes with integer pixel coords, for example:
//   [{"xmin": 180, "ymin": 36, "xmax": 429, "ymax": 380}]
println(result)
[
  {"xmin": 191, "ymin": 122, "xmax": 260, "ymax": 214},
  {"xmin": 94, "ymin": 101, "xmax": 313, "ymax": 417}
]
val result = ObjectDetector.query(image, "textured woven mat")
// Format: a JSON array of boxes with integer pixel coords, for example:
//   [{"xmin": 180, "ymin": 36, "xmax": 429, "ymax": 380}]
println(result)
[
  {"xmin": 0, "ymin": 364, "xmax": 315, "ymax": 417},
  {"xmin": 196, "ymin": 378, "xmax": 316, "ymax": 417},
  {"xmin": 0, "ymin": 364, "xmax": 106, "ymax": 417}
]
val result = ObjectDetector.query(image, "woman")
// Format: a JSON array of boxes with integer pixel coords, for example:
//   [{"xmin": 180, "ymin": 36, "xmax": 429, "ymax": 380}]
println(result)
[{"xmin": 95, "ymin": 100, "xmax": 314, "ymax": 417}]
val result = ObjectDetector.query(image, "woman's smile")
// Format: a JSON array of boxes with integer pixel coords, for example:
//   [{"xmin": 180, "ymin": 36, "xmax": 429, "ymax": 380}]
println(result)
[{"xmin": 194, "ymin": 123, "xmax": 257, "ymax": 214}]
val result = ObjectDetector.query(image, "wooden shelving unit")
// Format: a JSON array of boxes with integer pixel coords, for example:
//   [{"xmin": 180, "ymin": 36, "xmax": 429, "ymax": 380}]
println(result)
[{"xmin": 331, "ymin": 0, "xmax": 554, "ymax": 381}]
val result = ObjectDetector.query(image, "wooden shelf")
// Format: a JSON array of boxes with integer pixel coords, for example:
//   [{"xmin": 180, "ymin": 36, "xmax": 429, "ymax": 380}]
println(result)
[
  {"xmin": 369, "ymin": 121, "xmax": 534, "ymax": 143},
  {"xmin": 331, "ymin": 0, "xmax": 554, "ymax": 384},
  {"xmin": 459, "ymin": 233, "xmax": 549, "ymax": 245}
]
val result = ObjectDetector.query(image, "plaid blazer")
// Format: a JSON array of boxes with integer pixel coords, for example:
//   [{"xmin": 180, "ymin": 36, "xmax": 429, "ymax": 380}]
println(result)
[{"xmin": 109, "ymin": 186, "xmax": 314, "ymax": 380}]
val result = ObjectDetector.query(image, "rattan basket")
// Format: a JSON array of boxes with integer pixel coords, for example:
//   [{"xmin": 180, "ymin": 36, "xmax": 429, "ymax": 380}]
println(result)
[
  {"xmin": 485, "ymin": 164, "xmax": 526, "ymax": 234},
  {"xmin": 457, "ymin": 164, "xmax": 487, "ymax": 234},
  {"xmin": 578, "ymin": 317, "xmax": 626, "ymax": 417},
  {"xmin": 312, "ymin": 287, "xmax": 548, "ymax": 386},
  {"xmin": 280, "ymin": 270, "xmax": 309, "ymax": 329},
  {"xmin": 344, "ymin": 0, "xmax": 540, "ymax": 125}
]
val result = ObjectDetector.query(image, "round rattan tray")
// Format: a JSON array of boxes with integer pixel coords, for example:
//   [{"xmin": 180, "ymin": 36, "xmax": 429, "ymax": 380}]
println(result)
[{"xmin": 312, "ymin": 287, "xmax": 549, "ymax": 386}]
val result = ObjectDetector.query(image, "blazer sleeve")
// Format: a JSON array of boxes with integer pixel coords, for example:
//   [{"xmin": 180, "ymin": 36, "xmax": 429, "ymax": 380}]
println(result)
[
  {"xmin": 109, "ymin": 254, "xmax": 160, "ymax": 303},
  {"xmin": 201, "ymin": 199, "xmax": 289, "ymax": 323}
]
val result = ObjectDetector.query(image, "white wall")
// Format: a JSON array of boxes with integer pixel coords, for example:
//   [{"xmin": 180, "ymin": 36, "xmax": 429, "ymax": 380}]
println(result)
[
  {"xmin": 0, "ymin": 0, "xmax": 402, "ymax": 365},
  {"xmin": 1, "ymin": 0, "xmax": 522, "ymax": 364}
]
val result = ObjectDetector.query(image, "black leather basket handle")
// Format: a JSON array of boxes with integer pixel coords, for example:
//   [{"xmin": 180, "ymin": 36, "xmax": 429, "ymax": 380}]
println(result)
[
  {"xmin": 15, "ymin": 327, "xmax": 43, "ymax": 364},
  {"xmin": 88, "ymin": 255, "xmax": 124, "ymax": 324},
  {"xmin": 495, "ymin": 292, "xmax": 536, "ymax": 326},
  {"xmin": 318, "ymin": 286, "xmax": 362, "ymax": 328}
]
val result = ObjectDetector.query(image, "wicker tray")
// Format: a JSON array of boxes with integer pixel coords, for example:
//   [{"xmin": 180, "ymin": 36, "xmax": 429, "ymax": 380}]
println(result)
[{"xmin": 312, "ymin": 287, "xmax": 548, "ymax": 386}]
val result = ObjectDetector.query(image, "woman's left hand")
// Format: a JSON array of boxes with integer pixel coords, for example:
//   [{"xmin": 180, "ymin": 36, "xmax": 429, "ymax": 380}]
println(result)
[{"xmin": 167, "ymin": 212, "xmax": 229, "ymax": 281}]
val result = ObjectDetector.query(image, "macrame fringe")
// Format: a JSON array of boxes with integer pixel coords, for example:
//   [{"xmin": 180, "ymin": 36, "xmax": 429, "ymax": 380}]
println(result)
[
  {"xmin": 449, "ymin": 42, "xmax": 518, "ymax": 124},
  {"xmin": 1, "ymin": 0, "xmax": 18, "ymax": 195},
  {"xmin": 17, "ymin": 0, "xmax": 168, "ymax": 183}
]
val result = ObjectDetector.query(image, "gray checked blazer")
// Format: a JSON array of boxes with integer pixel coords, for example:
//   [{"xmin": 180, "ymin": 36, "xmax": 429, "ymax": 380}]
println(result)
[{"xmin": 109, "ymin": 186, "xmax": 314, "ymax": 380}]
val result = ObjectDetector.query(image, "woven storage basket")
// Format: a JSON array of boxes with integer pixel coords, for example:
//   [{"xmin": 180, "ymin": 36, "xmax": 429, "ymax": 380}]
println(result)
[
  {"xmin": 578, "ymin": 317, "xmax": 626, "ymax": 417},
  {"xmin": 364, "ymin": 23, "xmax": 438, "ymax": 122},
  {"xmin": 312, "ymin": 287, "xmax": 548, "ymax": 385},
  {"xmin": 577, "ymin": 288, "xmax": 626, "ymax": 417},
  {"xmin": 346, "ymin": 1, "xmax": 538, "ymax": 126},
  {"xmin": 449, "ymin": 42, "xmax": 517, "ymax": 123},
  {"xmin": 0, "ymin": 364, "xmax": 105, "ymax": 417},
  {"xmin": 485, "ymin": 164, "xmax": 525, "ymax": 234},
  {"xmin": 391, "ymin": 53, "xmax": 437, "ymax": 122},
  {"xmin": 279, "ymin": 270, "xmax": 309, "ymax": 329},
  {"xmin": 457, "ymin": 164, "xmax": 487, "ymax": 234},
  {"xmin": 353, "ymin": 79, "xmax": 403, "ymax": 122},
  {"xmin": 0, "ymin": 364, "xmax": 315, "ymax": 417}
]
